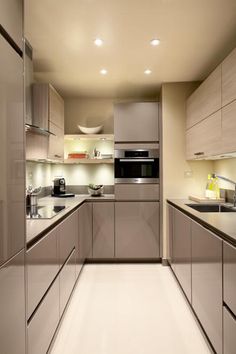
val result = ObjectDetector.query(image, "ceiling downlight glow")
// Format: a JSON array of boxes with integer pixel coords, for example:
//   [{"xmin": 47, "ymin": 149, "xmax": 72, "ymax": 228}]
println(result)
[
  {"xmin": 94, "ymin": 38, "xmax": 104, "ymax": 46},
  {"xmin": 100, "ymin": 69, "xmax": 108, "ymax": 75},
  {"xmin": 144, "ymin": 69, "xmax": 152, "ymax": 75},
  {"xmin": 150, "ymin": 38, "xmax": 160, "ymax": 46}
]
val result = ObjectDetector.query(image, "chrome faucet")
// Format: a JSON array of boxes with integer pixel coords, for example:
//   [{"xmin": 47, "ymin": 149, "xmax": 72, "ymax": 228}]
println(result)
[{"xmin": 213, "ymin": 174, "xmax": 236, "ymax": 207}]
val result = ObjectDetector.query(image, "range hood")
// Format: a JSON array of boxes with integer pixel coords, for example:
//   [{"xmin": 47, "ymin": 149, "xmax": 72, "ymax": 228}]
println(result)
[{"xmin": 24, "ymin": 39, "xmax": 54, "ymax": 136}]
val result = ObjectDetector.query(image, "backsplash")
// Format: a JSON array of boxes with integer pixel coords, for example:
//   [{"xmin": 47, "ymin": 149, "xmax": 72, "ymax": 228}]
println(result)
[
  {"xmin": 26, "ymin": 161, "xmax": 114, "ymax": 191},
  {"xmin": 213, "ymin": 158, "xmax": 236, "ymax": 189}
]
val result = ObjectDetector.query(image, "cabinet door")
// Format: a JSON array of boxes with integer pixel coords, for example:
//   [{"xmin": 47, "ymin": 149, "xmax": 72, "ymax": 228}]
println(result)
[
  {"xmin": 186, "ymin": 65, "xmax": 221, "ymax": 129},
  {"xmin": 223, "ymin": 307, "xmax": 236, "ymax": 354},
  {"xmin": 27, "ymin": 226, "xmax": 59, "ymax": 319},
  {"xmin": 221, "ymin": 100, "xmax": 236, "ymax": 154},
  {"xmin": 49, "ymin": 85, "xmax": 64, "ymax": 129},
  {"xmin": 0, "ymin": 250, "xmax": 25, "ymax": 354},
  {"xmin": 115, "ymin": 202, "xmax": 159, "ymax": 258},
  {"xmin": 223, "ymin": 241, "xmax": 236, "ymax": 315},
  {"xmin": 48, "ymin": 121, "xmax": 64, "ymax": 161},
  {"xmin": 186, "ymin": 110, "xmax": 221, "ymax": 159},
  {"xmin": 167, "ymin": 204, "xmax": 174, "ymax": 265},
  {"xmin": 0, "ymin": 0, "xmax": 23, "ymax": 49},
  {"xmin": 79, "ymin": 203, "xmax": 92, "ymax": 260},
  {"xmin": 222, "ymin": 48, "xmax": 236, "ymax": 107},
  {"xmin": 172, "ymin": 208, "xmax": 192, "ymax": 302},
  {"xmin": 192, "ymin": 221, "xmax": 222, "ymax": 354},
  {"xmin": 28, "ymin": 278, "xmax": 59, "ymax": 354},
  {"xmin": 0, "ymin": 35, "xmax": 25, "ymax": 266},
  {"xmin": 58, "ymin": 211, "xmax": 77, "ymax": 266},
  {"xmin": 59, "ymin": 249, "xmax": 76, "ymax": 317},
  {"xmin": 114, "ymin": 102, "xmax": 159, "ymax": 142},
  {"xmin": 93, "ymin": 202, "xmax": 114, "ymax": 258}
]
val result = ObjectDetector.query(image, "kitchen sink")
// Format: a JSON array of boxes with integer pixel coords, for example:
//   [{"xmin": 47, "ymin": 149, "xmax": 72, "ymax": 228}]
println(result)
[
  {"xmin": 186, "ymin": 203, "xmax": 236, "ymax": 213},
  {"xmin": 26, "ymin": 205, "xmax": 67, "ymax": 219}
]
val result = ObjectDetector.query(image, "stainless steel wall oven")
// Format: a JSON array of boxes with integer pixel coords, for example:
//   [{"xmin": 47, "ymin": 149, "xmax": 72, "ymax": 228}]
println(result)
[{"xmin": 115, "ymin": 148, "xmax": 159, "ymax": 183}]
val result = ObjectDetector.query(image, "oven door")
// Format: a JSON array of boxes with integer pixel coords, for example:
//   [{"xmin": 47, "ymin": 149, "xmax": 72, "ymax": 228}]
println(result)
[{"xmin": 115, "ymin": 158, "xmax": 159, "ymax": 183}]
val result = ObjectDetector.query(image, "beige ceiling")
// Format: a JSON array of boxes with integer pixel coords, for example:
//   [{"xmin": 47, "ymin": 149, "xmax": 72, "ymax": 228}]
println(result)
[{"xmin": 25, "ymin": 0, "xmax": 236, "ymax": 99}]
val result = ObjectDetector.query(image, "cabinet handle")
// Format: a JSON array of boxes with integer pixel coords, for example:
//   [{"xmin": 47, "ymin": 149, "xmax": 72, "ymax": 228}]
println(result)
[{"xmin": 194, "ymin": 152, "xmax": 204, "ymax": 156}]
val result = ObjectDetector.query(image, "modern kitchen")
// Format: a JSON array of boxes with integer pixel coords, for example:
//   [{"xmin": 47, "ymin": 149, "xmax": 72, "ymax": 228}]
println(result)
[{"xmin": 1, "ymin": 1, "xmax": 236, "ymax": 354}]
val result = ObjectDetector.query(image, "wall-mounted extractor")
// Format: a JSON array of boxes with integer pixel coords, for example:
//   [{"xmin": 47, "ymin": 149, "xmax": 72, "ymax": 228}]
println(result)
[{"xmin": 24, "ymin": 38, "xmax": 54, "ymax": 136}]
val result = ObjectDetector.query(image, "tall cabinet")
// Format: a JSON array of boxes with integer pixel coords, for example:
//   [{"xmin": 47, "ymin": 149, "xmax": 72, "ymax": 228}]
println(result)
[{"xmin": 0, "ymin": 1, "xmax": 25, "ymax": 353}]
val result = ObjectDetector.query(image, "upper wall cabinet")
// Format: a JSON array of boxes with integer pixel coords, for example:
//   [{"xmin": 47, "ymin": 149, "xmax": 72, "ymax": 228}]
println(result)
[
  {"xmin": 114, "ymin": 102, "xmax": 159, "ymax": 142},
  {"xmin": 186, "ymin": 65, "xmax": 221, "ymax": 129},
  {"xmin": 0, "ymin": 0, "xmax": 23, "ymax": 49},
  {"xmin": 222, "ymin": 48, "xmax": 236, "ymax": 107}
]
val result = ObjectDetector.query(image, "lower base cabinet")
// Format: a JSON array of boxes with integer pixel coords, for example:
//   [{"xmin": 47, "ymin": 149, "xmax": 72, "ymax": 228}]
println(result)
[
  {"xmin": 59, "ymin": 249, "xmax": 76, "ymax": 317},
  {"xmin": 192, "ymin": 221, "xmax": 222, "ymax": 354},
  {"xmin": 115, "ymin": 202, "xmax": 160, "ymax": 258},
  {"xmin": 28, "ymin": 278, "xmax": 60, "ymax": 354},
  {"xmin": 0, "ymin": 250, "xmax": 25, "ymax": 354},
  {"xmin": 92, "ymin": 202, "xmax": 115, "ymax": 258},
  {"xmin": 79, "ymin": 202, "xmax": 92, "ymax": 260},
  {"xmin": 172, "ymin": 208, "xmax": 191, "ymax": 302},
  {"xmin": 224, "ymin": 307, "xmax": 236, "ymax": 354}
]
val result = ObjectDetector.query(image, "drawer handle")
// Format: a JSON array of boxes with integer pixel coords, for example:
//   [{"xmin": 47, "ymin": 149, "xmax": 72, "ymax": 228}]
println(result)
[{"xmin": 194, "ymin": 152, "xmax": 204, "ymax": 156}]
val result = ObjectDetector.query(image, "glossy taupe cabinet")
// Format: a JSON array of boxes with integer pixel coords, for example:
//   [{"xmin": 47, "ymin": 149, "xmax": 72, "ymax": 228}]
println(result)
[
  {"xmin": 27, "ymin": 226, "xmax": 59, "ymax": 318},
  {"xmin": 28, "ymin": 278, "xmax": 60, "ymax": 354},
  {"xmin": 114, "ymin": 102, "xmax": 159, "ymax": 142},
  {"xmin": 93, "ymin": 202, "xmax": 115, "ymax": 258},
  {"xmin": 59, "ymin": 249, "xmax": 76, "ymax": 317},
  {"xmin": 223, "ymin": 241, "xmax": 236, "ymax": 315},
  {"xmin": 191, "ymin": 221, "xmax": 222, "ymax": 354},
  {"xmin": 222, "ymin": 48, "xmax": 236, "ymax": 107},
  {"xmin": 172, "ymin": 208, "xmax": 192, "ymax": 302},
  {"xmin": 0, "ymin": 0, "xmax": 23, "ymax": 49},
  {"xmin": 0, "ymin": 250, "xmax": 25, "ymax": 354},
  {"xmin": 59, "ymin": 210, "xmax": 77, "ymax": 265},
  {"xmin": 0, "ymin": 30, "xmax": 25, "ymax": 267},
  {"xmin": 223, "ymin": 307, "xmax": 236, "ymax": 354},
  {"xmin": 115, "ymin": 202, "xmax": 159, "ymax": 258},
  {"xmin": 79, "ymin": 203, "xmax": 93, "ymax": 260}
]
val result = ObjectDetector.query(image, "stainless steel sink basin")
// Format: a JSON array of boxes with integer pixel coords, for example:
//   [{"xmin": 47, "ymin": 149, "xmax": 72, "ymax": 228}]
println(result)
[{"xmin": 186, "ymin": 203, "xmax": 236, "ymax": 213}]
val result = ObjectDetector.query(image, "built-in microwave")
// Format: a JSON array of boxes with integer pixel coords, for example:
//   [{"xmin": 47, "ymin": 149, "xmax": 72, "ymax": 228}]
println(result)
[{"xmin": 115, "ymin": 148, "xmax": 159, "ymax": 183}]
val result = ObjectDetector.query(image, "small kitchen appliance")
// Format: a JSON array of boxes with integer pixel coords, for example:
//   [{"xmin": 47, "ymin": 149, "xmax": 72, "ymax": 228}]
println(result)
[{"xmin": 52, "ymin": 177, "xmax": 75, "ymax": 197}]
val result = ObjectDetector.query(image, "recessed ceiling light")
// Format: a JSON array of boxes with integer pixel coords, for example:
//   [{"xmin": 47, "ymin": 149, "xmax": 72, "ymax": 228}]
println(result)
[
  {"xmin": 94, "ymin": 38, "xmax": 104, "ymax": 46},
  {"xmin": 144, "ymin": 69, "xmax": 152, "ymax": 75},
  {"xmin": 100, "ymin": 69, "xmax": 107, "ymax": 75},
  {"xmin": 150, "ymin": 38, "xmax": 160, "ymax": 46}
]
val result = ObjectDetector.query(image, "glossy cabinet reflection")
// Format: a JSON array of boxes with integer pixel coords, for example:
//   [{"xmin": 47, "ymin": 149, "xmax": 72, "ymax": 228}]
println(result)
[
  {"xmin": 192, "ymin": 221, "xmax": 222, "ymax": 354},
  {"xmin": 172, "ymin": 208, "xmax": 192, "ymax": 302},
  {"xmin": 115, "ymin": 202, "xmax": 159, "ymax": 258},
  {"xmin": 0, "ymin": 33, "xmax": 24, "ymax": 266},
  {"xmin": 93, "ymin": 202, "xmax": 115, "ymax": 258},
  {"xmin": 0, "ymin": 250, "xmax": 25, "ymax": 354},
  {"xmin": 27, "ymin": 226, "xmax": 59, "ymax": 319}
]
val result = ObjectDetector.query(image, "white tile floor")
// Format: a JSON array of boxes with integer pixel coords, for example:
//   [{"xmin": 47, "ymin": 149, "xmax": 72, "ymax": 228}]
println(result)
[{"xmin": 50, "ymin": 264, "xmax": 212, "ymax": 354}]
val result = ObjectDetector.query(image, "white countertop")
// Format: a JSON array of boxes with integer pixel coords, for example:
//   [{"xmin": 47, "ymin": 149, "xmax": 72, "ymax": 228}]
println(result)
[{"xmin": 26, "ymin": 194, "xmax": 115, "ymax": 245}]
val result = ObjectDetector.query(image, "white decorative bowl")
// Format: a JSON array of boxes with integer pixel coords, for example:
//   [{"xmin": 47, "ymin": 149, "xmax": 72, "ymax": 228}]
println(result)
[{"xmin": 78, "ymin": 125, "xmax": 103, "ymax": 134}]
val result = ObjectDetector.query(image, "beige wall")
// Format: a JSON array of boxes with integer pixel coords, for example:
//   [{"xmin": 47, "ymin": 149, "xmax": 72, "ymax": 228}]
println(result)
[
  {"xmin": 161, "ymin": 83, "xmax": 214, "ymax": 259},
  {"xmin": 64, "ymin": 98, "xmax": 114, "ymax": 134}
]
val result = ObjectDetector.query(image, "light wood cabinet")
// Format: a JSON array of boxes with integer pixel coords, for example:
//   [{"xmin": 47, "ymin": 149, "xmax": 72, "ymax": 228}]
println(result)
[
  {"xmin": 192, "ymin": 221, "xmax": 223, "ymax": 354},
  {"xmin": 222, "ymin": 48, "xmax": 236, "ymax": 107},
  {"xmin": 186, "ymin": 65, "xmax": 221, "ymax": 129},
  {"xmin": 172, "ymin": 208, "xmax": 192, "ymax": 302},
  {"xmin": 115, "ymin": 202, "xmax": 159, "ymax": 259},
  {"xmin": 92, "ymin": 202, "xmax": 115, "ymax": 258},
  {"xmin": 223, "ymin": 241, "xmax": 236, "ymax": 316},
  {"xmin": 0, "ymin": 0, "xmax": 23, "ymax": 49},
  {"xmin": 186, "ymin": 110, "xmax": 222, "ymax": 159},
  {"xmin": 114, "ymin": 102, "xmax": 159, "ymax": 142},
  {"xmin": 223, "ymin": 307, "xmax": 236, "ymax": 354},
  {"xmin": 221, "ymin": 100, "xmax": 236, "ymax": 154},
  {"xmin": 78, "ymin": 203, "xmax": 93, "ymax": 260}
]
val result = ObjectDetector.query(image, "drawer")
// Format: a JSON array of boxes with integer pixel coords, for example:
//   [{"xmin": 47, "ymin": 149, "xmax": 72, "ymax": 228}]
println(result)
[
  {"xmin": 59, "ymin": 249, "xmax": 76, "ymax": 317},
  {"xmin": 28, "ymin": 278, "xmax": 60, "ymax": 354},
  {"xmin": 223, "ymin": 241, "xmax": 236, "ymax": 315},
  {"xmin": 224, "ymin": 307, "xmax": 236, "ymax": 354},
  {"xmin": 27, "ymin": 227, "xmax": 59, "ymax": 319},
  {"xmin": 115, "ymin": 184, "xmax": 159, "ymax": 200},
  {"xmin": 58, "ymin": 210, "xmax": 77, "ymax": 266}
]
